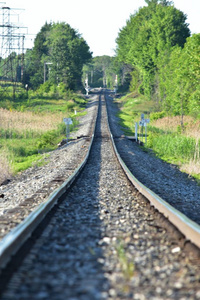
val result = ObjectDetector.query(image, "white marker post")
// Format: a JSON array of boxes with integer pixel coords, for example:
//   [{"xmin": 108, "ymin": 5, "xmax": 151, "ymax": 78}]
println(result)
[
  {"xmin": 139, "ymin": 114, "xmax": 150, "ymax": 144},
  {"xmin": 85, "ymin": 74, "xmax": 89, "ymax": 95},
  {"xmin": 63, "ymin": 118, "xmax": 73, "ymax": 143},
  {"xmin": 114, "ymin": 74, "xmax": 118, "ymax": 94},
  {"xmin": 135, "ymin": 122, "xmax": 138, "ymax": 142}
]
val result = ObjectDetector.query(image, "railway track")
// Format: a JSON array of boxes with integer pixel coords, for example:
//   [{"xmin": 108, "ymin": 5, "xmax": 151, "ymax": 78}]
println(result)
[
  {"xmin": 106, "ymin": 91, "xmax": 200, "ymax": 227},
  {"xmin": 0, "ymin": 92, "xmax": 200, "ymax": 299}
]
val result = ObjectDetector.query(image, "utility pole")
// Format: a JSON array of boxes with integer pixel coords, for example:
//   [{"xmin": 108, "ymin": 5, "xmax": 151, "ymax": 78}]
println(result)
[
  {"xmin": 91, "ymin": 70, "xmax": 93, "ymax": 84},
  {"xmin": 44, "ymin": 62, "xmax": 53, "ymax": 83},
  {"xmin": 85, "ymin": 73, "xmax": 89, "ymax": 95},
  {"xmin": 114, "ymin": 74, "xmax": 118, "ymax": 94}
]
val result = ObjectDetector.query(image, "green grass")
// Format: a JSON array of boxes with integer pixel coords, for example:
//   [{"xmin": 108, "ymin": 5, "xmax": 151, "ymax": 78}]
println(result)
[
  {"xmin": 115, "ymin": 92, "xmax": 155, "ymax": 136},
  {"xmin": 0, "ymin": 82, "xmax": 87, "ymax": 113},
  {"xmin": 0, "ymin": 117, "xmax": 79, "ymax": 174},
  {"xmin": 145, "ymin": 130, "xmax": 200, "ymax": 182},
  {"xmin": 12, "ymin": 153, "xmax": 50, "ymax": 173},
  {"xmin": 115, "ymin": 92, "xmax": 200, "ymax": 179},
  {"xmin": 1, "ymin": 137, "xmax": 51, "ymax": 174},
  {"xmin": 21, "ymin": 98, "xmax": 87, "ymax": 114},
  {"xmin": 146, "ymin": 132, "xmax": 198, "ymax": 163}
]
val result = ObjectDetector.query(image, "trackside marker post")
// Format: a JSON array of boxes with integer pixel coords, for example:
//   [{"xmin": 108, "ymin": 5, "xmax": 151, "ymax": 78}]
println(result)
[
  {"xmin": 135, "ymin": 122, "xmax": 138, "ymax": 142},
  {"xmin": 63, "ymin": 118, "xmax": 73, "ymax": 142},
  {"xmin": 138, "ymin": 114, "xmax": 150, "ymax": 143}
]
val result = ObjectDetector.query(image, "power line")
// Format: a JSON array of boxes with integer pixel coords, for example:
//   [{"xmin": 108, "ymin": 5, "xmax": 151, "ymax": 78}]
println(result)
[{"xmin": 0, "ymin": 5, "xmax": 27, "ymax": 83}]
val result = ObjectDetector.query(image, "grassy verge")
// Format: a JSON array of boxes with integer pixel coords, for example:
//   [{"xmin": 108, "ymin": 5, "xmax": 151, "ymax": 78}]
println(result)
[
  {"xmin": 116, "ymin": 92, "xmax": 155, "ymax": 135},
  {"xmin": 0, "ymin": 83, "xmax": 87, "ymax": 181},
  {"xmin": 115, "ymin": 93, "xmax": 200, "ymax": 181}
]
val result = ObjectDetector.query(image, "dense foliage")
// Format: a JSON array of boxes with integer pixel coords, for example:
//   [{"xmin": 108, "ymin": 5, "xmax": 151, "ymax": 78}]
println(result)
[
  {"xmin": 159, "ymin": 34, "xmax": 200, "ymax": 118},
  {"xmin": 82, "ymin": 55, "xmax": 132, "ymax": 91},
  {"xmin": 23, "ymin": 22, "xmax": 92, "ymax": 90},
  {"xmin": 116, "ymin": 0, "xmax": 200, "ymax": 117},
  {"xmin": 83, "ymin": 56, "xmax": 118, "ymax": 89}
]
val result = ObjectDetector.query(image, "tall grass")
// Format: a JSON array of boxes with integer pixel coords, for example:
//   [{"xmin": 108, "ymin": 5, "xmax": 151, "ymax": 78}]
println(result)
[
  {"xmin": 151, "ymin": 115, "xmax": 200, "ymax": 138},
  {"xmin": 147, "ymin": 133, "xmax": 198, "ymax": 162},
  {"xmin": 0, "ymin": 84, "xmax": 87, "ymax": 182},
  {"xmin": 0, "ymin": 151, "xmax": 11, "ymax": 184},
  {"xmin": 148, "ymin": 115, "xmax": 200, "ymax": 179},
  {"xmin": 0, "ymin": 108, "xmax": 66, "ymax": 135},
  {"xmin": 0, "ymin": 113, "xmax": 78, "ymax": 177},
  {"xmin": 116, "ymin": 93, "xmax": 200, "ymax": 180}
]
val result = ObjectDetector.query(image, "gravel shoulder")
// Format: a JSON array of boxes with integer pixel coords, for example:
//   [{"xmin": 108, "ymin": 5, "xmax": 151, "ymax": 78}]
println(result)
[
  {"xmin": 0, "ymin": 95, "xmax": 98, "ymax": 239},
  {"xmin": 1, "ymin": 94, "xmax": 199, "ymax": 300}
]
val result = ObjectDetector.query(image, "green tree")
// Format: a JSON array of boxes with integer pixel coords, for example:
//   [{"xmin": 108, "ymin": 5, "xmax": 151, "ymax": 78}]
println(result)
[
  {"xmin": 24, "ymin": 22, "xmax": 92, "ymax": 90},
  {"xmin": 116, "ymin": 1, "xmax": 190, "ymax": 100},
  {"xmin": 156, "ymin": 34, "xmax": 200, "ymax": 119},
  {"xmin": 24, "ymin": 22, "xmax": 52, "ymax": 88},
  {"xmin": 186, "ymin": 34, "xmax": 200, "ymax": 117},
  {"xmin": 83, "ymin": 56, "xmax": 121, "ymax": 89}
]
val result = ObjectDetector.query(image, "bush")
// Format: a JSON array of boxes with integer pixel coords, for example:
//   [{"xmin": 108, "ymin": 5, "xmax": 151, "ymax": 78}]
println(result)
[
  {"xmin": 150, "ymin": 111, "xmax": 166, "ymax": 120},
  {"xmin": 37, "ymin": 130, "xmax": 57, "ymax": 149},
  {"xmin": 38, "ymin": 81, "xmax": 52, "ymax": 93},
  {"xmin": 12, "ymin": 146, "xmax": 27, "ymax": 157},
  {"xmin": 56, "ymin": 122, "xmax": 66, "ymax": 135}
]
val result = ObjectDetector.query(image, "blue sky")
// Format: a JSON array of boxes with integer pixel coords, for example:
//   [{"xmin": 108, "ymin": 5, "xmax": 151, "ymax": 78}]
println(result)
[{"xmin": 2, "ymin": 0, "xmax": 200, "ymax": 56}]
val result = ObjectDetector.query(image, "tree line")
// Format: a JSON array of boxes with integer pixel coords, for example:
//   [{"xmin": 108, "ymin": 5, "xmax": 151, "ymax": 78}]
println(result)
[
  {"xmin": 23, "ymin": 22, "xmax": 92, "ymax": 90},
  {"xmin": 82, "ymin": 56, "xmax": 134, "ymax": 91},
  {"xmin": 0, "ymin": 22, "xmax": 92, "ymax": 92},
  {"xmin": 0, "ymin": 0, "xmax": 198, "ymax": 116},
  {"xmin": 115, "ymin": 0, "xmax": 200, "ymax": 117}
]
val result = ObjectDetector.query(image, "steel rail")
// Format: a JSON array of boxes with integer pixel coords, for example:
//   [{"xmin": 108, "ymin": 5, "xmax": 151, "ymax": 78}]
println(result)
[
  {"xmin": 0, "ymin": 96, "xmax": 100, "ymax": 269},
  {"xmin": 104, "ymin": 92, "xmax": 200, "ymax": 249},
  {"xmin": 1, "ymin": 91, "xmax": 200, "ymax": 271}
]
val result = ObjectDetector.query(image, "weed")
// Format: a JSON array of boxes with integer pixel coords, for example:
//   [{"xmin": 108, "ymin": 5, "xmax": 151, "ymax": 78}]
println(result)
[
  {"xmin": 116, "ymin": 241, "xmax": 135, "ymax": 280},
  {"xmin": 12, "ymin": 154, "xmax": 49, "ymax": 173},
  {"xmin": 150, "ymin": 111, "xmax": 166, "ymax": 120},
  {"xmin": 37, "ymin": 130, "xmax": 58, "ymax": 150},
  {"xmin": 147, "ymin": 134, "xmax": 197, "ymax": 161}
]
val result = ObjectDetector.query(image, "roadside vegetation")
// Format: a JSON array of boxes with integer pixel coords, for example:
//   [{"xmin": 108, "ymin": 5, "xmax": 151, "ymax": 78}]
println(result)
[
  {"xmin": 116, "ymin": 93, "xmax": 200, "ymax": 181},
  {"xmin": 0, "ymin": 82, "xmax": 87, "ymax": 182},
  {"xmin": 114, "ymin": 0, "xmax": 200, "ymax": 182},
  {"xmin": 0, "ymin": 0, "xmax": 199, "ymax": 183},
  {"xmin": 0, "ymin": 21, "xmax": 91, "ymax": 184}
]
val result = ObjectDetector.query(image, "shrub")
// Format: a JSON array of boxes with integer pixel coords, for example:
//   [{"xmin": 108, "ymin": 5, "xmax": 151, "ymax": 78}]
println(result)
[
  {"xmin": 12, "ymin": 146, "xmax": 27, "ymax": 157},
  {"xmin": 37, "ymin": 130, "xmax": 58, "ymax": 149},
  {"xmin": 57, "ymin": 123, "xmax": 66, "ymax": 135},
  {"xmin": 150, "ymin": 111, "xmax": 166, "ymax": 120}
]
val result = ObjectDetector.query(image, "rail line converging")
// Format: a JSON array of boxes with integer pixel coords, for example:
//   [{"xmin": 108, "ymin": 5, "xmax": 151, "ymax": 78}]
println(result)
[{"xmin": 0, "ymin": 91, "xmax": 200, "ymax": 299}]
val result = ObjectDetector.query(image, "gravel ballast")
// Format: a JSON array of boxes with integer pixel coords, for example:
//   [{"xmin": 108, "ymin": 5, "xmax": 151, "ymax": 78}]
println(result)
[
  {"xmin": 0, "ymin": 94, "xmax": 200, "ymax": 300},
  {"xmin": 106, "ymin": 93, "xmax": 200, "ymax": 226}
]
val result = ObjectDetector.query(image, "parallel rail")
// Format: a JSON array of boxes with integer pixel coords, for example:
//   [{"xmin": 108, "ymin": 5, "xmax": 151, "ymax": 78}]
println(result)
[
  {"xmin": 104, "ymin": 92, "xmax": 200, "ymax": 249},
  {"xmin": 0, "ymin": 96, "xmax": 100, "ymax": 269},
  {"xmin": 0, "ymin": 90, "xmax": 200, "ymax": 270}
]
